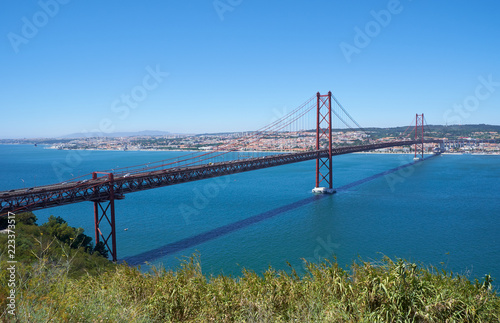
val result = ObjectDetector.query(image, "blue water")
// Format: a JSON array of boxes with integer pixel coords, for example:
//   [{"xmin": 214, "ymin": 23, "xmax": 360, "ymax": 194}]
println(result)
[{"xmin": 1, "ymin": 145, "xmax": 499, "ymax": 283}]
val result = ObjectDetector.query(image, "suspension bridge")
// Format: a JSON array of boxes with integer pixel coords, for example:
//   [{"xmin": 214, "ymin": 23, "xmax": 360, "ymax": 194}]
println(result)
[{"xmin": 0, "ymin": 92, "xmax": 442, "ymax": 261}]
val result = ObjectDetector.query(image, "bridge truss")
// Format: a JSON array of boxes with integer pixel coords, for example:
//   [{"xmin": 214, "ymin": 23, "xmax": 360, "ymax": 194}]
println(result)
[
  {"xmin": 414, "ymin": 113, "xmax": 425, "ymax": 160},
  {"xmin": 0, "ymin": 92, "xmax": 440, "ymax": 261},
  {"xmin": 314, "ymin": 92, "xmax": 334, "ymax": 193}
]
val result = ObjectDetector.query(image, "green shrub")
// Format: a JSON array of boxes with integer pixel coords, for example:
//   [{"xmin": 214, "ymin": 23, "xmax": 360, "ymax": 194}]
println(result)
[
  {"xmin": 1, "ymin": 213, "xmax": 498, "ymax": 321},
  {"xmin": 1, "ymin": 254, "xmax": 498, "ymax": 322}
]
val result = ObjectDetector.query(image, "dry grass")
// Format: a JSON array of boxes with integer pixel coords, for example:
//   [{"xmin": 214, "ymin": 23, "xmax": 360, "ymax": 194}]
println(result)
[{"xmin": 1, "ymin": 254, "xmax": 499, "ymax": 322}]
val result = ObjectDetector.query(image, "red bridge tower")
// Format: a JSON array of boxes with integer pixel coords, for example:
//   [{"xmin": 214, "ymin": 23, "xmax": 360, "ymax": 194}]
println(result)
[
  {"xmin": 414, "ymin": 113, "xmax": 424, "ymax": 160},
  {"xmin": 312, "ymin": 92, "xmax": 336, "ymax": 194}
]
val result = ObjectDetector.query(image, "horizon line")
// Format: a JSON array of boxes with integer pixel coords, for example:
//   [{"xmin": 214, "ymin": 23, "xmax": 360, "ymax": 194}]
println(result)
[{"xmin": 1, "ymin": 123, "xmax": 500, "ymax": 140}]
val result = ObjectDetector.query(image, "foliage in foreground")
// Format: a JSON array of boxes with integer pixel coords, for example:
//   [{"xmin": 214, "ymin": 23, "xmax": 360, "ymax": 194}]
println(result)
[
  {"xmin": 0, "ymin": 211, "xmax": 115, "ymax": 319},
  {"xmin": 1, "ymin": 253, "xmax": 499, "ymax": 322},
  {"xmin": 0, "ymin": 212, "xmax": 113, "ymax": 278}
]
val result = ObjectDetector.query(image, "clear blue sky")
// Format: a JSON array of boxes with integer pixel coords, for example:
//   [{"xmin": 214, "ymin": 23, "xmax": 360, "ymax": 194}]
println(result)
[{"xmin": 1, "ymin": 0, "xmax": 500, "ymax": 138}]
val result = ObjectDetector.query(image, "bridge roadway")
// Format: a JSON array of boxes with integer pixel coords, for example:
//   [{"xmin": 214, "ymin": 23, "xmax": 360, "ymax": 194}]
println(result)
[{"xmin": 0, "ymin": 140, "xmax": 440, "ymax": 215}]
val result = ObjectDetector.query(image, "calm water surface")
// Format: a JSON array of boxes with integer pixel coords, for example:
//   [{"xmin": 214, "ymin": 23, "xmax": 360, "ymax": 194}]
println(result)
[{"xmin": 1, "ymin": 145, "xmax": 498, "ymax": 281}]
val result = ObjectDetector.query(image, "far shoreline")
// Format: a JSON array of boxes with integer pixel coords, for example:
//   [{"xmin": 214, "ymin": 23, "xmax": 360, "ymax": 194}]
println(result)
[
  {"xmin": 42, "ymin": 146, "xmax": 500, "ymax": 156},
  {"xmin": 0, "ymin": 144, "xmax": 498, "ymax": 156}
]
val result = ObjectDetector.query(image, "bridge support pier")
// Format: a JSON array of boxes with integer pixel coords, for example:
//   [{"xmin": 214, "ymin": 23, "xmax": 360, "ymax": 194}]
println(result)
[
  {"xmin": 92, "ymin": 172, "xmax": 121, "ymax": 262},
  {"xmin": 93, "ymin": 198, "xmax": 117, "ymax": 262},
  {"xmin": 313, "ymin": 91, "xmax": 336, "ymax": 194}
]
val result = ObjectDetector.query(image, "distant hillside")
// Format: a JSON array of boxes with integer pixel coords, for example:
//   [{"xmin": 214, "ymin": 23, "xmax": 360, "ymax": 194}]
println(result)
[
  {"xmin": 62, "ymin": 130, "xmax": 172, "ymax": 138},
  {"xmin": 1, "ymin": 125, "xmax": 499, "ymax": 143},
  {"xmin": 425, "ymin": 124, "xmax": 500, "ymax": 138},
  {"xmin": 334, "ymin": 124, "xmax": 500, "ymax": 140}
]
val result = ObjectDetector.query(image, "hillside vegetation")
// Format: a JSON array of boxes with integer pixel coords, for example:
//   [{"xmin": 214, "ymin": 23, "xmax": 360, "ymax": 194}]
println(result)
[
  {"xmin": 1, "ymin": 214, "xmax": 499, "ymax": 322},
  {"xmin": 0, "ymin": 212, "xmax": 113, "ymax": 278},
  {"xmin": 359, "ymin": 124, "xmax": 500, "ymax": 140}
]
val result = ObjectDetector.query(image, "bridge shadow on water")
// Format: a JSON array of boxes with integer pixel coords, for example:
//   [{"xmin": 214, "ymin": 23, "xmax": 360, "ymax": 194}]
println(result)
[{"xmin": 121, "ymin": 154, "xmax": 438, "ymax": 266}]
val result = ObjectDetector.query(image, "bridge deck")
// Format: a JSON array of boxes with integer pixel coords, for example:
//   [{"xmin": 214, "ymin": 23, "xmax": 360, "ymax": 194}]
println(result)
[{"xmin": 1, "ymin": 140, "xmax": 439, "ymax": 215}]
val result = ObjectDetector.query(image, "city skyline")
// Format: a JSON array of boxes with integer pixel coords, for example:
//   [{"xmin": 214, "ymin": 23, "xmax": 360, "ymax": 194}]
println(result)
[{"xmin": 2, "ymin": 1, "xmax": 500, "ymax": 139}]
